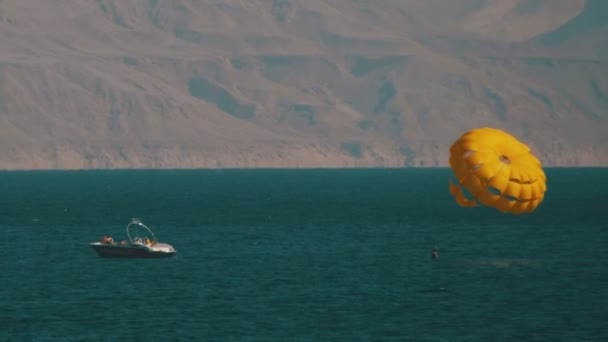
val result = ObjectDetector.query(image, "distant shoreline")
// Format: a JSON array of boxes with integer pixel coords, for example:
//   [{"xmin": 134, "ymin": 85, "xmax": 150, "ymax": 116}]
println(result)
[{"xmin": 1, "ymin": 166, "xmax": 606, "ymax": 172}]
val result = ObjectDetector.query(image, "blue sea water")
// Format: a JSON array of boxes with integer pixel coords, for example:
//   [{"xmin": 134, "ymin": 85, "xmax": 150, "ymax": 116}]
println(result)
[{"xmin": 0, "ymin": 168, "xmax": 606, "ymax": 341}]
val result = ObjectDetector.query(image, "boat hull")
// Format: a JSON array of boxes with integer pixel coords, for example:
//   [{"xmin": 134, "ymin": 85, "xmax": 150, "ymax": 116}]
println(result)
[{"xmin": 90, "ymin": 243, "xmax": 175, "ymax": 258}]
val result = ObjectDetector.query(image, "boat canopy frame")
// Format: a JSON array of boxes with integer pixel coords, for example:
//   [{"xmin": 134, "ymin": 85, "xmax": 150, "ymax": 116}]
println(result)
[{"xmin": 126, "ymin": 218, "xmax": 157, "ymax": 244}]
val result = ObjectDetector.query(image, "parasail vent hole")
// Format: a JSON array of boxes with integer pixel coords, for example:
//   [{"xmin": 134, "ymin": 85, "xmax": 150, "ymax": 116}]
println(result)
[
  {"xmin": 510, "ymin": 177, "xmax": 536, "ymax": 184},
  {"xmin": 487, "ymin": 186, "xmax": 502, "ymax": 196},
  {"xmin": 503, "ymin": 194, "xmax": 518, "ymax": 202},
  {"xmin": 461, "ymin": 186, "xmax": 477, "ymax": 201},
  {"xmin": 499, "ymin": 154, "xmax": 511, "ymax": 164}
]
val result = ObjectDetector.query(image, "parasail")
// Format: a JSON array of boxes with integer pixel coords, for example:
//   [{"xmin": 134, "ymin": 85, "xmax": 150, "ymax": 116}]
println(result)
[{"xmin": 449, "ymin": 127, "xmax": 546, "ymax": 214}]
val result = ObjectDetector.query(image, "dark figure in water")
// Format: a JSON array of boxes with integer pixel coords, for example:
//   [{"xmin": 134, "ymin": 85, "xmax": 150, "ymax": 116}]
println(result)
[{"xmin": 432, "ymin": 247, "xmax": 439, "ymax": 260}]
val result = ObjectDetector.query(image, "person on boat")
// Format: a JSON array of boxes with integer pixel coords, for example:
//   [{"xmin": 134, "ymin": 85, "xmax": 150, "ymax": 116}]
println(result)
[
  {"xmin": 432, "ymin": 247, "xmax": 439, "ymax": 260},
  {"xmin": 101, "ymin": 236, "xmax": 113, "ymax": 244}
]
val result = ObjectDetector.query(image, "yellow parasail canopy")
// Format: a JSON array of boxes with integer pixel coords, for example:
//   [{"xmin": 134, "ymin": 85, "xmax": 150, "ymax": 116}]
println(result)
[{"xmin": 448, "ymin": 127, "xmax": 547, "ymax": 214}]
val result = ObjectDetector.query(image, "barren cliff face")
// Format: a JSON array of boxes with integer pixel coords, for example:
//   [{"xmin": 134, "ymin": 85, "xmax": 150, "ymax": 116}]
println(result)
[{"xmin": 0, "ymin": 0, "xmax": 606, "ymax": 169}]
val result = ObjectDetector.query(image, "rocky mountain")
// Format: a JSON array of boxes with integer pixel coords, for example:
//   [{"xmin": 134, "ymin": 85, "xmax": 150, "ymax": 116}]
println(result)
[{"xmin": 0, "ymin": 0, "xmax": 606, "ymax": 169}]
